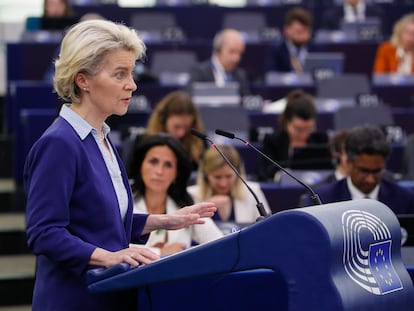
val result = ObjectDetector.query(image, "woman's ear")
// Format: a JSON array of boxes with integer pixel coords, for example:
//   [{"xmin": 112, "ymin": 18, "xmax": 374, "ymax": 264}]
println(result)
[{"xmin": 74, "ymin": 72, "xmax": 89, "ymax": 91}]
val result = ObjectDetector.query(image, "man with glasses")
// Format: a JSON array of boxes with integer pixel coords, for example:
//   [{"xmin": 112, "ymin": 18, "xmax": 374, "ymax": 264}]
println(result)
[{"xmin": 303, "ymin": 125, "xmax": 414, "ymax": 214}]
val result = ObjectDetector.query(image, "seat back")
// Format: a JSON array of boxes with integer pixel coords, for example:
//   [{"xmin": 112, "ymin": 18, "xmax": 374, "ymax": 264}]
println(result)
[
  {"xmin": 150, "ymin": 50, "xmax": 198, "ymax": 85},
  {"xmin": 222, "ymin": 12, "xmax": 268, "ymax": 42},
  {"xmin": 198, "ymin": 105, "xmax": 250, "ymax": 143},
  {"xmin": 317, "ymin": 73, "xmax": 370, "ymax": 98},
  {"xmin": 191, "ymin": 82, "xmax": 241, "ymax": 106},
  {"xmin": 334, "ymin": 105, "xmax": 394, "ymax": 130},
  {"xmin": 303, "ymin": 52, "xmax": 345, "ymax": 75},
  {"xmin": 130, "ymin": 13, "xmax": 183, "ymax": 42}
]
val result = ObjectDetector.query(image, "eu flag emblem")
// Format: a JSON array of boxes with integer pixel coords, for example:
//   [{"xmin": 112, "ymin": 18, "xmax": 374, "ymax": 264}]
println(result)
[{"xmin": 369, "ymin": 241, "xmax": 403, "ymax": 294}]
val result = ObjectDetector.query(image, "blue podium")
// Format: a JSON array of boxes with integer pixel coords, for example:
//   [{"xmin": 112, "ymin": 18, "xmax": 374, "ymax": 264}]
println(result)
[{"xmin": 88, "ymin": 200, "xmax": 414, "ymax": 310}]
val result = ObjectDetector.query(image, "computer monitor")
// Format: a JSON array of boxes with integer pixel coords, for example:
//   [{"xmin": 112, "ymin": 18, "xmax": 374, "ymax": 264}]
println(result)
[
  {"xmin": 398, "ymin": 214, "xmax": 414, "ymax": 246},
  {"xmin": 303, "ymin": 52, "xmax": 345, "ymax": 75},
  {"xmin": 40, "ymin": 17, "xmax": 79, "ymax": 31},
  {"xmin": 289, "ymin": 144, "xmax": 333, "ymax": 170}
]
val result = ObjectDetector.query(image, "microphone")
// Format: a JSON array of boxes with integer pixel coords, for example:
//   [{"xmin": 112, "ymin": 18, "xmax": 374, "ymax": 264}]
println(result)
[
  {"xmin": 191, "ymin": 128, "xmax": 268, "ymax": 220},
  {"xmin": 215, "ymin": 129, "xmax": 322, "ymax": 205}
]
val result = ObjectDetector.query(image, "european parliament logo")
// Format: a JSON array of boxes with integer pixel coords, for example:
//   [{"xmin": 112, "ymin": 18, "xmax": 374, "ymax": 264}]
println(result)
[{"xmin": 342, "ymin": 210, "xmax": 403, "ymax": 295}]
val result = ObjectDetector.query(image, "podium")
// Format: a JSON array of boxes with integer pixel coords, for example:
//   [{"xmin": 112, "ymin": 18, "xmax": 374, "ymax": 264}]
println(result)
[{"xmin": 88, "ymin": 200, "xmax": 414, "ymax": 310}]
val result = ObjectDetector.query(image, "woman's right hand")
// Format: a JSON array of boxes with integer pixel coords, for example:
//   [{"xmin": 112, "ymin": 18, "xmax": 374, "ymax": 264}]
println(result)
[
  {"xmin": 208, "ymin": 195, "xmax": 232, "ymax": 210},
  {"xmin": 208, "ymin": 195, "xmax": 232, "ymax": 221},
  {"xmin": 90, "ymin": 246, "xmax": 160, "ymax": 268}
]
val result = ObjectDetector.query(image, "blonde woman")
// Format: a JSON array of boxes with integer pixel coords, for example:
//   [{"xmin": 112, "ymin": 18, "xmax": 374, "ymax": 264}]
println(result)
[
  {"xmin": 373, "ymin": 13, "xmax": 414, "ymax": 74},
  {"xmin": 24, "ymin": 20, "xmax": 216, "ymax": 311},
  {"xmin": 188, "ymin": 145, "xmax": 271, "ymax": 232}
]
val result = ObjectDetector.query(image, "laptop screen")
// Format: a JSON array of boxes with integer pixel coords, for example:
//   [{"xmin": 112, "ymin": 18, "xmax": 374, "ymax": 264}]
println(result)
[
  {"xmin": 40, "ymin": 17, "xmax": 79, "ymax": 31},
  {"xmin": 398, "ymin": 214, "xmax": 414, "ymax": 246},
  {"xmin": 289, "ymin": 144, "xmax": 333, "ymax": 170}
]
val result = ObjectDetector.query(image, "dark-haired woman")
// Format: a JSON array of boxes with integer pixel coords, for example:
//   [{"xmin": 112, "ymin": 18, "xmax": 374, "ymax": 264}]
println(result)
[
  {"xmin": 258, "ymin": 89, "xmax": 328, "ymax": 181},
  {"xmin": 129, "ymin": 134, "xmax": 223, "ymax": 256}
]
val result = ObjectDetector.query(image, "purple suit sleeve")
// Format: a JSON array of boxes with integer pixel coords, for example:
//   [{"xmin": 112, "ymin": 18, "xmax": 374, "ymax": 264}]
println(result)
[
  {"xmin": 24, "ymin": 136, "xmax": 96, "ymax": 276},
  {"xmin": 131, "ymin": 213, "xmax": 150, "ymax": 244}
]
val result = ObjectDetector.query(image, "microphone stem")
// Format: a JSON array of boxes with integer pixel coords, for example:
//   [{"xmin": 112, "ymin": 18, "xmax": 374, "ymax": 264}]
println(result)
[{"xmin": 209, "ymin": 142, "xmax": 268, "ymax": 218}]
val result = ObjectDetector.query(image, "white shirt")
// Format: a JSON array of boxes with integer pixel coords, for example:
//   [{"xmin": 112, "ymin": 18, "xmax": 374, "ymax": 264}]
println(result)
[
  {"xmin": 344, "ymin": 2, "xmax": 366, "ymax": 23},
  {"xmin": 396, "ymin": 46, "xmax": 413, "ymax": 74},
  {"xmin": 187, "ymin": 182, "xmax": 271, "ymax": 225},
  {"xmin": 286, "ymin": 40, "xmax": 308, "ymax": 70},
  {"xmin": 60, "ymin": 104, "xmax": 129, "ymax": 220},
  {"xmin": 132, "ymin": 196, "xmax": 223, "ymax": 255},
  {"xmin": 346, "ymin": 176, "xmax": 379, "ymax": 200},
  {"xmin": 211, "ymin": 55, "xmax": 227, "ymax": 87}
]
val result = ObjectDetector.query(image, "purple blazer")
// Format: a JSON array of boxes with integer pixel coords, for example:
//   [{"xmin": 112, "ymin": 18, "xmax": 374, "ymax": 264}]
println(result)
[{"xmin": 24, "ymin": 117, "xmax": 148, "ymax": 311}]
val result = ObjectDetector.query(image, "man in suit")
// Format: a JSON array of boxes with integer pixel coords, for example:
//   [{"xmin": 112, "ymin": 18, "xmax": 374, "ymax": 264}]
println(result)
[
  {"xmin": 266, "ymin": 7, "xmax": 314, "ymax": 73},
  {"xmin": 303, "ymin": 125, "xmax": 414, "ymax": 215},
  {"xmin": 187, "ymin": 28, "xmax": 250, "ymax": 96},
  {"xmin": 322, "ymin": 0, "xmax": 383, "ymax": 32}
]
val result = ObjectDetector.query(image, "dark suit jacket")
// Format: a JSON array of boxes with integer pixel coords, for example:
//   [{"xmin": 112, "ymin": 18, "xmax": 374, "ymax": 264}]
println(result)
[
  {"xmin": 322, "ymin": 4, "xmax": 384, "ymax": 32},
  {"xmin": 303, "ymin": 178, "xmax": 414, "ymax": 215},
  {"xmin": 187, "ymin": 60, "xmax": 251, "ymax": 96},
  {"xmin": 258, "ymin": 130, "xmax": 329, "ymax": 181},
  {"xmin": 24, "ymin": 117, "xmax": 148, "ymax": 311},
  {"xmin": 266, "ymin": 41, "xmax": 294, "ymax": 72},
  {"xmin": 265, "ymin": 40, "xmax": 320, "ymax": 73}
]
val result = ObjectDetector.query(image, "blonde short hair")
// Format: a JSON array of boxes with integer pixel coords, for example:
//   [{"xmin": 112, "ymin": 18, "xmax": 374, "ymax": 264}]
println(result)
[
  {"xmin": 197, "ymin": 144, "xmax": 246, "ymax": 200},
  {"xmin": 54, "ymin": 19, "xmax": 146, "ymax": 103},
  {"xmin": 391, "ymin": 13, "xmax": 414, "ymax": 47}
]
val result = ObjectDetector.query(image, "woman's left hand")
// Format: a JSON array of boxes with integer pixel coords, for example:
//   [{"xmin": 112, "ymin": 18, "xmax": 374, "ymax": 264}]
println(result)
[
  {"xmin": 143, "ymin": 202, "xmax": 217, "ymax": 233},
  {"xmin": 175, "ymin": 202, "xmax": 217, "ymax": 219}
]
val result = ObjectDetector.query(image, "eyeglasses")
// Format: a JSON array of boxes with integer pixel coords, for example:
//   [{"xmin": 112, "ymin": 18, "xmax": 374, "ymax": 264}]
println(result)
[{"xmin": 354, "ymin": 166, "xmax": 384, "ymax": 178}]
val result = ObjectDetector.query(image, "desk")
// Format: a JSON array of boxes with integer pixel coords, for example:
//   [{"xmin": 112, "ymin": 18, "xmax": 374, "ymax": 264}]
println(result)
[
  {"xmin": 248, "ymin": 109, "xmax": 414, "ymax": 136},
  {"xmin": 9, "ymin": 81, "xmax": 414, "ymax": 134},
  {"xmin": 7, "ymin": 40, "xmax": 378, "ymax": 82},
  {"xmin": 71, "ymin": 3, "xmax": 407, "ymax": 39}
]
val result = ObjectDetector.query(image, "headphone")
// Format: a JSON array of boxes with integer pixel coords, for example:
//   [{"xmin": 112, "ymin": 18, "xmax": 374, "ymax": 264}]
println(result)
[
  {"xmin": 212, "ymin": 31, "xmax": 223, "ymax": 53},
  {"xmin": 159, "ymin": 109, "xmax": 167, "ymax": 124}
]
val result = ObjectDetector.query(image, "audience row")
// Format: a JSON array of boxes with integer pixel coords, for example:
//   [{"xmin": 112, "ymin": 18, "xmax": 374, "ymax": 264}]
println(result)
[
  {"xmin": 22, "ymin": 21, "xmax": 414, "ymax": 310},
  {"xmin": 35, "ymin": 3, "xmax": 414, "ymax": 94}
]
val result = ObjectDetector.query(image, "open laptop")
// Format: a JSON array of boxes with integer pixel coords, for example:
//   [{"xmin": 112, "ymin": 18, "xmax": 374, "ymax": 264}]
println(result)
[
  {"xmin": 398, "ymin": 214, "xmax": 414, "ymax": 246},
  {"xmin": 289, "ymin": 144, "xmax": 333, "ymax": 170},
  {"xmin": 40, "ymin": 17, "xmax": 79, "ymax": 31},
  {"xmin": 303, "ymin": 52, "xmax": 345, "ymax": 75}
]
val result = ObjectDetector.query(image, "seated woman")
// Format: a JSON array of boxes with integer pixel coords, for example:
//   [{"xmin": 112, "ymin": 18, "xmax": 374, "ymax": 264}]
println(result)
[
  {"xmin": 139, "ymin": 90, "xmax": 205, "ymax": 169},
  {"xmin": 128, "ymin": 134, "xmax": 223, "ymax": 256},
  {"xmin": 373, "ymin": 13, "xmax": 414, "ymax": 74},
  {"xmin": 258, "ymin": 89, "xmax": 328, "ymax": 181},
  {"xmin": 188, "ymin": 145, "xmax": 271, "ymax": 233}
]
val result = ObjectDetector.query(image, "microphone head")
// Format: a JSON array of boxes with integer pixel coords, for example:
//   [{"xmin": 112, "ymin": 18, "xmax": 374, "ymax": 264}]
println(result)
[
  {"xmin": 215, "ymin": 129, "xmax": 235, "ymax": 139},
  {"xmin": 191, "ymin": 128, "xmax": 207, "ymax": 140}
]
